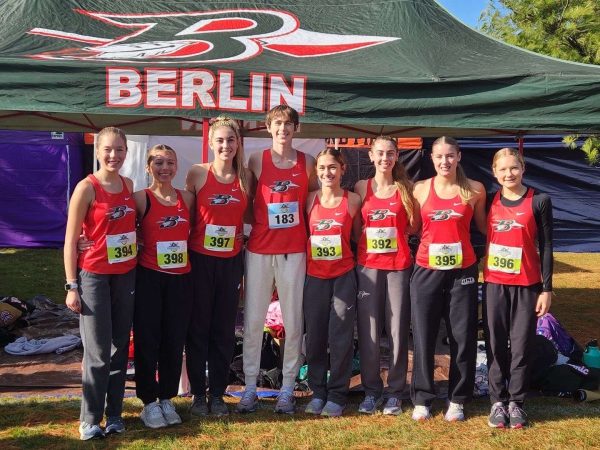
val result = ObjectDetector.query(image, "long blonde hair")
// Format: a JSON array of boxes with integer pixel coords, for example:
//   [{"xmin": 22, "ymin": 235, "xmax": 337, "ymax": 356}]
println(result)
[
  {"xmin": 96, "ymin": 126, "xmax": 127, "ymax": 150},
  {"xmin": 432, "ymin": 136, "xmax": 477, "ymax": 204},
  {"xmin": 371, "ymin": 136, "xmax": 415, "ymax": 222},
  {"xmin": 208, "ymin": 116, "xmax": 248, "ymax": 194}
]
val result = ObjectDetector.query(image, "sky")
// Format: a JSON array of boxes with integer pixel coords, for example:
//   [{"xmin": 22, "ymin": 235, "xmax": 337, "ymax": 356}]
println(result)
[{"xmin": 436, "ymin": 0, "xmax": 491, "ymax": 27}]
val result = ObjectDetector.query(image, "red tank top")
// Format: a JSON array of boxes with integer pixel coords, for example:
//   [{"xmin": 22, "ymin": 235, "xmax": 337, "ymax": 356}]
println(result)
[
  {"xmin": 306, "ymin": 191, "xmax": 354, "ymax": 279},
  {"xmin": 139, "ymin": 189, "xmax": 191, "ymax": 274},
  {"xmin": 79, "ymin": 174, "xmax": 137, "ymax": 274},
  {"xmin": 484, "ymin": 188, "xmax": 541, "ymax": 286},
  {"xmin": 357, "ymin": 180, "xmax": 412, "ymax": 271},
  {"xmin": 247, "ymin": 150, "xmax": 309, "ymax": 254},
  {"xmin": 416, "ymin": 178, "xmax": 476, "ymax": 270},
  {"xmin": 189, "ymin": 167, "xmax": 247, "ymax": 258}
]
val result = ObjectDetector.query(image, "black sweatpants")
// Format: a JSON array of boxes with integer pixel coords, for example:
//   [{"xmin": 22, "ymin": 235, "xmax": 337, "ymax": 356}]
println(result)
[
  {"xmin": 410, "ymin": 264, "xmax": 478, "ymax": 407},
  {"xmin": 303, "ymin": 270, "xmax": 357, "ymax": 405},
  {"xmin": 484, "ymin": 282, "xmax": 540, "ymax": 405},
  {"xmin": 186, "ymin": 250, "xmax": 244, "ymax": 398},
  {"xmin": 133, "ymin": 265, "xmax": 192, "ymax": 404}
]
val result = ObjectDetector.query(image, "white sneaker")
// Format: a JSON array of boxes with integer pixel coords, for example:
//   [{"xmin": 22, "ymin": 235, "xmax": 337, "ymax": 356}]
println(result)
[
  {"xmin": 159, "ymin": 399, "xmax": 182, "ymax": 425},
  {"xmin": 444, "ymin": 401, "xmax": 465, "ymax": 422},
  {"xmin": 412, "ymin": 405, "xmax": 432, "ymax": 421},
  {"xmin": 141, "ymin": 402, "xmax": 168, "ymax": 429}
]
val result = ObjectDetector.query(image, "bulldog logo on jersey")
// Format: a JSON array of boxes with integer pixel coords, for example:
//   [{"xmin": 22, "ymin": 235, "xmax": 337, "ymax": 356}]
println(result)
[
  {"xmin": 270, "ymin": 180, "xmax": 299, "ymax": 193},
  {"xmin": 106, "ymin": 205, "xmax": 135, "ymax": 220},
  {"xmin": 314, "ymin": 219, "xmax": 343, "ymax": 231},
  {"xmin": 429, "ymin": 209, "xmax": 463, "ymax": 221},
  {"xmin": 209, "ymin": 194, "xmax": 240, "ymax": 205},
  {"xmin": 369, "ymin": 209, "xmax": 396, "ymax": 221},
  {"xmin": 158, "ymin": 215, "xmax": 188, "ymax": 228},
  {"xmin": 492, "ymin": 219, "xmax": 525, "ymax": 232}
]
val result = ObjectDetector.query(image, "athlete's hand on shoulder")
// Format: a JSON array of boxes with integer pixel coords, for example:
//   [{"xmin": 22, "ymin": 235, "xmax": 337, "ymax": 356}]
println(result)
[
  {"xmin": 77, "ymin": 234, "xmax": 94, "ymax": 253},
  {"xmin": 536, "ymin": 291, "xmax": 552, "ymax": 317},
  {"xmin": 66, "ymin": 290, "xmax": 82, "ymax": 314}
]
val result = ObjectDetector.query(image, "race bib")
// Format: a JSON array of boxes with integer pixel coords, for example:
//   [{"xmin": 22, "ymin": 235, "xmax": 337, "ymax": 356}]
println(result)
[
  {"xmin": 428, "ymin": 242, "xmax": 462, "ymax": 270},
  {"xmin": 204, "ymin": 224, "xmax": 236, "ymax": 252},
  {"xmin": 487, "ymin": 243, "xmax": 522, "ymax": 274},
  {"xmin": 310, "ymin": 234, "xmax": 342, "ymax": 260},
  {"xmin": 157, "ymin": 240, "xmax": 187, "ymax": 269},
  {"xmin": 366, "ymin": 227, "xmax": 398, "ymax": 254},
  {"xmin": 268, "ymin": 202, "xmax": 299, "ymax": 229},
  {"xmin": 106, "ymin": 231, "xmax": 137, "ymax": 264}
]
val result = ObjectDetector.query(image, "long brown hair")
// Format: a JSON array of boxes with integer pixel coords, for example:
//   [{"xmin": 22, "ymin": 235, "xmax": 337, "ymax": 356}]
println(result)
[
  {"xmin": 371, "ymin": 136, "xmax": 415, "ymax": 222},
  {"xmin": 432, "ymin": 136, "xmax": 477, "ymax": 204},
  {"xmin": 208, "ymin": 116, "xmax": 248, "ymax": 194}
]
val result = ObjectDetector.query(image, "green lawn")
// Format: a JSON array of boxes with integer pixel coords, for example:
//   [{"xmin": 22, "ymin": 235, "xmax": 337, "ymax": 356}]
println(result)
[{"xmin": 0, "ymin": 250, "xmax": 599, "ymax": 448}]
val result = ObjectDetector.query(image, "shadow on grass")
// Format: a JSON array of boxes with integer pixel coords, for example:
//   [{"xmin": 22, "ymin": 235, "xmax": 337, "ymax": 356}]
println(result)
[{"xmin": 553, "ymin": 259, "xmax": 593, "ymax": 274}]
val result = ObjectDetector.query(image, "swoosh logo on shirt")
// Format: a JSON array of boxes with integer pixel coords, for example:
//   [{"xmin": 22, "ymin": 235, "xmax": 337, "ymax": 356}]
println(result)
[
  {"xmin": 232, "ymin": 188, "xmax": 239, "ymax": 192},
  {"xmin": 124, "ymin": 197, "xmax": 131, "ymax": 201},
  {"xmin": 453, "ymin": 202, "xmax": 463, "ymax": 206},
  {"xmin": 516, "ymin": 212, "xmax": 525, "ymax": 216},
  {"xmin": 334, "ymin": 212, "xmax": 343, "ymax": 216},
  {"xmin": 292, "ymin": 173, "xmax": 301, "ymax": 177},
  {"xmin": 389, "ymin": 202, "xmax": 397, "ymax": 206}
]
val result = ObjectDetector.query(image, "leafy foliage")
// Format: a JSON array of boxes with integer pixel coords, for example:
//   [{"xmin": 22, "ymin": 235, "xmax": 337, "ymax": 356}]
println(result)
[
  {"xmin": 480, "ymin": 0, "xmax": 600, "ymax": 65},
  {"xmin": 480, "ymin": 1, "xmax": 600, "ymax": 166}
]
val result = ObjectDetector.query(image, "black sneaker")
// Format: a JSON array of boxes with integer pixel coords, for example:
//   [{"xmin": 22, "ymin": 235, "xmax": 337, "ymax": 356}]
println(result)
[
  {"xmin": 487, "ymin": 402, "xmax": 508, "ymax": 428},
  {"xmin": 508, "ymin": 402, "xmax": 528, "ymax": 429}
]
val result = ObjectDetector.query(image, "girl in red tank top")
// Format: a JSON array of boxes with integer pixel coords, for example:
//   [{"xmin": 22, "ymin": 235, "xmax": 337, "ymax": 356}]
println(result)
[
  {"xmin": 483, "ymin": 148, "xmax": 553, "ymax": 428},
  {"xmin": 132, "ymin": 144, "xmax": 195, "ymax": 427},
  {"xmin": 354, "ymin": 136, "xmax": 417, "ymax": 414},
  {"xmin": 303, "ymin": 149, "xmax": 361, "ymax": 416},
  {"xmin": 410, "ymin": 137, "xmax": 486, "ymax": 422},
  {"xmin": 184, "ymin": 117, "xmax": 251, "ymax": 416},
  {"xmin": 63, "ymin": 127, "xmax": 138, "ymax": 438}
]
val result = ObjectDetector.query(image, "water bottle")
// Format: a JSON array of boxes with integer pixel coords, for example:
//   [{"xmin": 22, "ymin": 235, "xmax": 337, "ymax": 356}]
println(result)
[{"xmin": 582, "ymin": 339, "xmax": 600, "ymax": 369}]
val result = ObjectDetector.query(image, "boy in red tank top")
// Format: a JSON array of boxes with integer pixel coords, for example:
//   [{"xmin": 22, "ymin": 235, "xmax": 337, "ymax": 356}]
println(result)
[{"xmin": 237, "ymin": 105, "xmax": 318, "ymax": 414}]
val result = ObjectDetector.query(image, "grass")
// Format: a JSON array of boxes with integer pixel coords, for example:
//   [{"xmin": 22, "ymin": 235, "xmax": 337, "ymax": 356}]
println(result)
[{"xmin": 0, "ymin": 250, "xmax": 599, "ymax": 448}]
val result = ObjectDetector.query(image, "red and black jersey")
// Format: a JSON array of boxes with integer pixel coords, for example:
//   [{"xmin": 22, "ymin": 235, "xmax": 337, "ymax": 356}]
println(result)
[
  {"xmin": 306, "ymin": 191, "xmax": 354, "ymax": 279},
  {"xmin": 416, "ymin": 178, "xmax": 476, "ymax": 270},
  {"xmin": 79, "ymin": 174, "xmax": 137, "ymax": 274},
  {"xmin": 139, "ymin": 189, "xmax": 191, "ymax": 274},
  {"xmin": 357, "ymin": 180, "xmax": 411, "ymax": 270},
  {"xmin": 189, "ymin": 167, "xmax": 247, "ymax": 258},
  {"xmin": 247, "ymin": 150, "xmax": 309, "ymax": 254},
  {"xmin": 484, "ymin": 188, "xmax": 542, "ymax": 286}
]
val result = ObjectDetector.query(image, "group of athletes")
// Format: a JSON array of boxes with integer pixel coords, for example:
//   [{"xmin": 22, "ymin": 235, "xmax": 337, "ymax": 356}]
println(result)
[{"xmin": 63, "ymin": 105, "xmax": 553, "ymax": 440}]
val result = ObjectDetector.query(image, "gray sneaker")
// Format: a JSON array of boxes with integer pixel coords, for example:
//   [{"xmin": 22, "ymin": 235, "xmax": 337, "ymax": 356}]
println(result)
[
  {"xmin": 140, "ymin": 402, "xmax": 168, "ymax": 429},
  {"xmin": 488, "ymin": 402, "xmax": 509, "ymax": 428},
  {"xmin": 444, "ymin": 401, "xmax": 465, "ymax": 422},
  {"xmin": 79, "ymin": 422, "xmax": 105, "ymax": 441},
  {"xmin": 382, "ymin": 398, "xmax": 403, "ymax": 416},
  {"xmin": 190, "ymin": 395, "xmax": 209, "ymax": 416},
  {"xmin": 358, "ymin": 395, "xmax": 383, "ymax": 414},
  {"xmin": 159, "ymin": 399, "xmax": 182, "ymax": 425},
  {"xmin": 304, "ymin": 398, "xmax": 326, "ymax": 415},
  {"xmin": 236, "ymin": 389, "xmax": 258, "ymax": 413},
  {"xmin": 320, "ymin": 401, "xmax": 345, "ymax": 417},
  {"xmin": 274, "ymin": 390, "xmax": 296, "ymax": 414},
  {"xmin": 105, "ymin": 416, "xmax": 125, "ymax": 434},
  {"xmin": 210, "ymin": 396, "xmax": 230, "ymax": 417}
]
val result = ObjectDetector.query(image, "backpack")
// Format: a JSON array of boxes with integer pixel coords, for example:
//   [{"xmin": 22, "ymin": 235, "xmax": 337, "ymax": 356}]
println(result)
[{"xmin": 536, "ymin": 312, "xmax": 582, "ymax": 361}]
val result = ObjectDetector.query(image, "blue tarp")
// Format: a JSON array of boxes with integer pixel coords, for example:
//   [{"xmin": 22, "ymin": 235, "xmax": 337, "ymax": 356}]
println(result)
[{"xmin": 0, "ymin": 130, "xmax": 83, "ymax": 247}]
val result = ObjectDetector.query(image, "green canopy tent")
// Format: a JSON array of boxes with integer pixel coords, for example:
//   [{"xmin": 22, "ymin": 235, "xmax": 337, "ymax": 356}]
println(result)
[{"xmin": 0, "ymin": 0, "xmax": 599, "ymax": 141}]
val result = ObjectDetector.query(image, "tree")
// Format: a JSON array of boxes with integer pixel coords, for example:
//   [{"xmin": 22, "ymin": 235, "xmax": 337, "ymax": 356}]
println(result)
[
  {"xmin": 479, "ymin": 0, "xmax": 600, "ymax": 165},
  {"xmin": 480, "ymin": 0, "xmax": 600, "ymax": 65}
]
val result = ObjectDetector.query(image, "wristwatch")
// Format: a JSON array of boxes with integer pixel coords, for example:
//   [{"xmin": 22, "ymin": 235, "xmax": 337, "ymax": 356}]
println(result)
[{"xmin": 65, "ymin": 281, "xmax": 79, "ymax": 291}]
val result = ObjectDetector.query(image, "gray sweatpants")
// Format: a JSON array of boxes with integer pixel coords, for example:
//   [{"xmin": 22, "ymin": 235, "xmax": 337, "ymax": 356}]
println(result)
[
  {"xmin": 243, "ymin": 250, "xmax": 306, "ymax": 389},
  {"xmin": 303, "ymin": 269, "xmax": 357, "ymax": 405},
  {"xmin": 79, "ymin": 268, "xmax": 135, "ymax": 424},
  {"xmin": 356, "ymin": 265, "xmax": 411, "ymax": 399}
]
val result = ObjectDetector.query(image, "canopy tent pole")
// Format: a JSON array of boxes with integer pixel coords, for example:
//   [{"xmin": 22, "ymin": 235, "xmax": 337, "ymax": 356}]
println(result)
[{"xmin": 202, "ymin": 118, "xmax": 209, "ymax": 163}]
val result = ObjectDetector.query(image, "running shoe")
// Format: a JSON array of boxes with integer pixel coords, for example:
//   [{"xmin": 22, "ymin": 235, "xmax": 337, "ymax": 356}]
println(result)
[
  {"xmin": 382, "ymin": 397, "xmax": 403, "ymax": 416},
  {"xmin": 105, "ymin": 416, "xmax": 125, "ymax": 434},
  {"xmin": 159, "ymin": 399, "xmax": 182, "ymax": 425},
  {"xmin": 274, "ymin": 390, "xmax": 296, "ymax": 414},
  {"xmin": 412, "ymin": 405, "xmax": 432, "ymax": 421},
  {"xmin": 444, "ymin": 401, "xmax": 465, "ymax": 422},
  {"xmin": 320, "ymin": 401, "xmax": 345, "ymax": 417},
  {"xmin": 236, "ymin": 389, "xmax": 259, "ymax": 413},
  {"xmin": 358, "ymin": 395, "xmax": 383, "ymax": 414},
  {"xmin": 210, "ymin": 396, "xmax": 230, "ymax": 417},
  {"xmin": 304, "ymin": 398, "xmax": 326, "ymax": 415},
  {"xmin": 508, "ymin": 402, "xmax": 528, "ymax": 429},
  {"xmin": 488, "ymin": 402, "xmax": 508, "ymax": 428},
  {"xmin": 79, "ymin": 422, "xmax": 105, "ymax": 441},
  {"xmin": 140, "ymin": 402, "xmax": 168, "ymax": 429}
]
